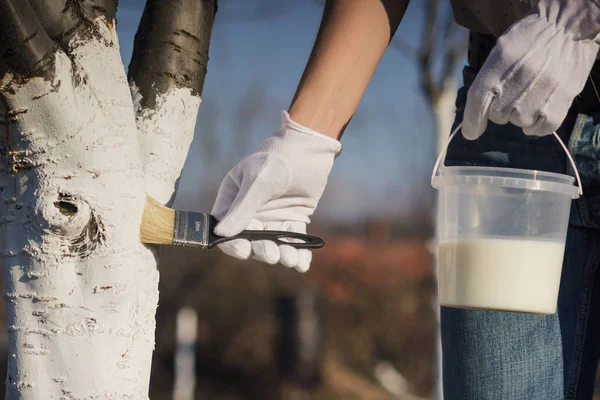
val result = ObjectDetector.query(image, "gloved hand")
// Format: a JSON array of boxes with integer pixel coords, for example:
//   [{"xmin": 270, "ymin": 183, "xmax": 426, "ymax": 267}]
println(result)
[
  {"xmin": 211, "ymin": 111, "xmax": 342, "ymax": 272},
  {"xmin": 463, "ymin": 0, "xmax": 600, "ymax": 139}
]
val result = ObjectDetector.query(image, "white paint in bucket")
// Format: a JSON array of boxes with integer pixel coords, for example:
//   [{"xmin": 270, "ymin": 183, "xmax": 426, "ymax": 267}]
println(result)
[{"xmin": 438, "ymin": 239, "xmax": 565, "ymax": 314}]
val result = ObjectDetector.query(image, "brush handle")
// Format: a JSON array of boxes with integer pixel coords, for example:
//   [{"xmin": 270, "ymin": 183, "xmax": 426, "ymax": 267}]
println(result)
[
  {"xmin": 172, "ymin": 211, "xmax": 326, "ymax": 249},
  {"xmin": 209, "ymin": 230, "xmax": 325, "ymax": 249}
]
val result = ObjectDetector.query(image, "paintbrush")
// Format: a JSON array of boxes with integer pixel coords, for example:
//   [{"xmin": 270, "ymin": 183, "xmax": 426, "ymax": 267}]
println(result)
[{"xmin": 139, "ymin": 196, "xmax": 325, "ymax": 249}]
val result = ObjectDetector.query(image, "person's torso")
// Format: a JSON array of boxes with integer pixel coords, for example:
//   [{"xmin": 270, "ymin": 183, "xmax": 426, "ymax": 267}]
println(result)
[{"xmin": 450, "ymin": 0, "xmax": 538, "ymax": 37}]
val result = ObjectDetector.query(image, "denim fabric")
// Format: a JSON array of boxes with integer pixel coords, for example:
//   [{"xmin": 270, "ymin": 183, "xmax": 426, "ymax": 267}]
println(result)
[{"xmin": 440, "ymin": 66, "xmax": 600, "ymax": 400}]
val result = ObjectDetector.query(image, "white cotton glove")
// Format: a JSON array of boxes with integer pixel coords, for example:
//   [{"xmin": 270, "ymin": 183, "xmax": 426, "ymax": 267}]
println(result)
[
  {"xmin": 211, "ymin": 111, "xmax": 342, "ymax": 273},
  {"xmin": 463, "ymin": 0, "xmax": 600, "ymax": 139}
]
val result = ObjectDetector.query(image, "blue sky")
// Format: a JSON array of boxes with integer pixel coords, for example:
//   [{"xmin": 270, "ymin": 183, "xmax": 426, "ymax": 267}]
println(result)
[{"xmin": 115, "ymin": 1, "xmax": 466, "ymax": 222}]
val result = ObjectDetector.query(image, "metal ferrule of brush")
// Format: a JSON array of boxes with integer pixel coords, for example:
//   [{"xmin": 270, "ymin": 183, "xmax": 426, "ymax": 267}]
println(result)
[{"xmin": 173, "ymin": 211, "xmax": 210, "ymax": 248}]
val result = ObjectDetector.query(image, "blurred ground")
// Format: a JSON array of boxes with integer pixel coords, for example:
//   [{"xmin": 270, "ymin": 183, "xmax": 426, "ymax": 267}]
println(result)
[
  {"xmin": 0, "ymin": 222, "xmax": 599, "ymax": 398},
  {"xmin": 149, "ymin": 221, "xmax": 437, "ymax": 399}
]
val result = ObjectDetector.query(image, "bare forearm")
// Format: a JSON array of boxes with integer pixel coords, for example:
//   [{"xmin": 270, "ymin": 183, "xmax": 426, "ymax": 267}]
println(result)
[{"xmin": 288, "ymin": 0, "xmax": 410, "ymax": 139}]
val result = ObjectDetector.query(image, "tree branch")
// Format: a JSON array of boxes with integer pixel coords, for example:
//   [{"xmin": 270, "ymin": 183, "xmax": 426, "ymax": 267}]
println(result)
[
  {"xmin": 401, "ymin": 0, "xmax": 468, "ymax": 108},
  {"xmin": 438, "ymin": 33, "xmax": 468, "ymax": 92},
  {"xmin": 128, "ymin": 0, "xmax": 218, "ymax": 205},
  {"xmin": 389, "ymin": 37, "xmax": 418, "ymax": 61},
  {"xmin": 28, "ymin": 0, "xmax": 118, "ymax": 49},
  {"xmin": 128, "ymin": 0, "xmax": 217, "ymax": 109},
  {"xmin": 0, "ymin": 1, "xmax": 57, "ymax": 83},
  {"xmin": 442, "ymin": 3, "xmax": 456, "ymax": 46},
  {"xmin": 421, "ymin": 0, "xmax": 438, "ymax": 59},
  {"xmin": 418, "ymin": 0, "xmax": 441, "ymax": 105}
]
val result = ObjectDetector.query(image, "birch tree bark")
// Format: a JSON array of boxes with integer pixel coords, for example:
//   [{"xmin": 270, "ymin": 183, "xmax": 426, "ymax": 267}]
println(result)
[{"xmin": 0, "ymin": 0, "xmax": 215, "ymax": 398}]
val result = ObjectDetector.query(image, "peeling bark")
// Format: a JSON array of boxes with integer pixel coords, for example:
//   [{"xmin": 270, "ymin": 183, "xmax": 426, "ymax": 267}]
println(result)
[{"xmin": 0, "ymin": 0, "xmax": 216, "ymax": 398}]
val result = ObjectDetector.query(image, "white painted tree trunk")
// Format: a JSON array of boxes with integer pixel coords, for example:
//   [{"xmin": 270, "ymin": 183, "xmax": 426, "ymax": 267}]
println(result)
[{"xmin": 0, "ymin": 16, "xmax": 201, "ymax": 398}]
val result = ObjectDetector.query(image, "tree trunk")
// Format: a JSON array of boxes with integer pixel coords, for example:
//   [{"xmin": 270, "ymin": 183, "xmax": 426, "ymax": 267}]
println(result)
[
  {"xmin": 431, "ymin": 79, "xmax": 457, "ymax": 400},
  {"xmin": 0, "ymin": 1, "xmax": 215, "ymax": 398},
  {"xmin": 433, "ymin": 80, "xmax": 457, "ymax": 155}
]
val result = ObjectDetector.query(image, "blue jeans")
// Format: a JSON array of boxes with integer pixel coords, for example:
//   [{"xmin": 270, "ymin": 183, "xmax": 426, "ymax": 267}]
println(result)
[{"xmin": 441, "ymin": 66, "xmax": 600, "ymax": 400}]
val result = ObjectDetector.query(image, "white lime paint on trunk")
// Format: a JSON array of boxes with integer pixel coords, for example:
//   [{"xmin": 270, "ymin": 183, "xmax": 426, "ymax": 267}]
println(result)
[
  {"xmin": 0, "ymin": 17, "xmax": 201, "ymax": 399},
  {"xmin": 131, "ymin": 85, "xmax": 200, "ymax": 205}
]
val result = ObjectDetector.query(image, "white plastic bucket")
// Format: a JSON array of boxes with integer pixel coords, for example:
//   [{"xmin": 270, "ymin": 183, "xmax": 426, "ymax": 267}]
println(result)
[{"xmin": 431, "ymin": 123, "xmax": 582, "ymax": 314}]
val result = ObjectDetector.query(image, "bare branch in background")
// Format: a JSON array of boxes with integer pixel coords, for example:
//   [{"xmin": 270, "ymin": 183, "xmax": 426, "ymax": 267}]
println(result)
[
  {"xmin": 199, "ymin": 101, "xmax": 221, "ymax": 175},
  {"xmin": 191, "ymin": 78, "xmax": 270, "ymax": 209},
  {"xmin": 389, "ymin": 37, "xmax": 418, "ymax": 60},
  {"xmin": 419, "ymin": 0, "xmax": 442, "ymax": 105},
  {"xmin": 391, "ymin": 0, "xmax": 468, "ymax": 109},
  {"xmin": 231, "ymin": 79, "xmax": 268, "ymax": 160}
]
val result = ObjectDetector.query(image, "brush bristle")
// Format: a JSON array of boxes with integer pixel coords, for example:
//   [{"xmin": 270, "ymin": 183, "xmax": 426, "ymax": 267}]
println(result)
[{"xmin": 140, "ymin": 196, "xmax": 176, "ymax": 244}]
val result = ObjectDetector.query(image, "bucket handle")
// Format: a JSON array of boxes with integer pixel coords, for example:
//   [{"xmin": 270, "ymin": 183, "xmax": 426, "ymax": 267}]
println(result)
[{"xmin": 431, "ymin": 122, "xmax": 583, "ymax": 198}]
